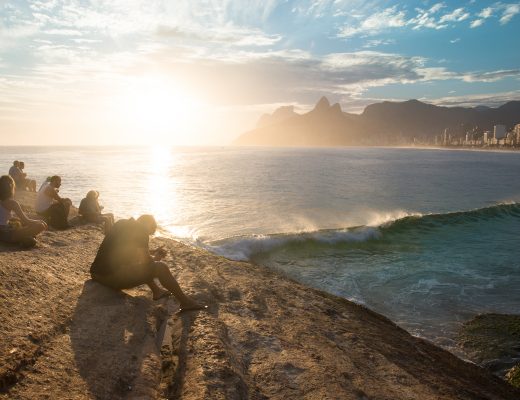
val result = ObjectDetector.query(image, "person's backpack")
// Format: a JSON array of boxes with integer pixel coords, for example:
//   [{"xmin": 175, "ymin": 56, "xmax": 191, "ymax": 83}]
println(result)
[{"xmin": 46, "ymin": 203, "xmax": 69, "ymax": 230}]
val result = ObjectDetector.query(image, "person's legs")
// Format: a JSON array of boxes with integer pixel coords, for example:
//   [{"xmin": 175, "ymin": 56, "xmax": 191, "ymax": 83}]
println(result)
[
  {"xmin": 61, "ymin": 198, "xmax": 72, "ymax": 216},
  {"xmin": 147, "ymin": 279, "xmax": 170, "ymax": 300},
  {"xmin": 149, "ymin": 261, "xmax": 203, "ymax": 310},
  {"xmin": 11, "ymin": 221, "xmax": 46, "ymax": 241},
  {"xmin": 101, "ymin": 215, "xmax": 113, "ymax": 235}
]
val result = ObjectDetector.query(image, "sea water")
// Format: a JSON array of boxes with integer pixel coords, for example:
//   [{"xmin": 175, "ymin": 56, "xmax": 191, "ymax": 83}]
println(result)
[{"xmin": 2, "ymin": 146, "xmax": 520, "ymax": 350}]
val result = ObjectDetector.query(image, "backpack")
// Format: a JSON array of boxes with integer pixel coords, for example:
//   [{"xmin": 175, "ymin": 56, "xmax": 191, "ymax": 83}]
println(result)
[{"xmin": 46, "ymin": 203, "xmax": 69, "ymax": 230}]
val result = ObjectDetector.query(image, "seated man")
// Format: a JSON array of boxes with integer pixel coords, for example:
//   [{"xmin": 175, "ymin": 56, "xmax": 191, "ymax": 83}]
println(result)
[
  {"xmin": 79, "ymin": 190, "xmax": 114, "ymax": 234},
  {"xmin": 8, "ymin": 161, "xmax": 25, "ymax": 189},
  {"xmin": 90, "ymin": 214, "xmax": 205, "ymax": 312},
  {"xmin": 18, "ymin": 162, "xmax": 37, "ymax": 192},
  {"xmin": 35, "ymin": 175, "xmax": 72, "ymax": 229}
]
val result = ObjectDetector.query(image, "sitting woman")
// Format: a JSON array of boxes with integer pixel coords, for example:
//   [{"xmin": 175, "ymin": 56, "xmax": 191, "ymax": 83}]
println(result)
[
  {"xmin": 0, "ymin": 175, "xmax": 47, "ymax": 248},
  {"xmin": 79, "ymin": 190, "xmax": 114, "ymax": 234}
]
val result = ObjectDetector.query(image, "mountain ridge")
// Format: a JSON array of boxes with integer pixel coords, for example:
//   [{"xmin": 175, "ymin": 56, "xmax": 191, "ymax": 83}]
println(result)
[{"xmin": 234, "ymin": 98, "xmax": 520, "ymax": 146}]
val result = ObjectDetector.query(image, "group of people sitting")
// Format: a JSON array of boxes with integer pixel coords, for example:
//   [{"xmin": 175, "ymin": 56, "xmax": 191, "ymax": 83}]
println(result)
[
  {"xmin": 1, "ymin": 170, "xmax": 115, "ymax": 244},
  {"xmin": 9, "ymin": 160, "xmax": 36, "ymax": 192},
  {"xmin": 1, "ymin": 165, "xmax": 204, "ymax": 311}
]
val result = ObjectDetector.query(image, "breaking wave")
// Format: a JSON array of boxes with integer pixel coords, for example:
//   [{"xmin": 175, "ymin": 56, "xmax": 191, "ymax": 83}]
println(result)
[{"xmin": 202, "ymin": 202, "xmax": 520, "ymax": 261}]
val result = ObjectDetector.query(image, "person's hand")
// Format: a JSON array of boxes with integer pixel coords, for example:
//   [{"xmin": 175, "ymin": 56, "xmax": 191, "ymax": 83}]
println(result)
[{"xmin": 152, "ymin": 246, "xmax": 168, "ymax": 261}]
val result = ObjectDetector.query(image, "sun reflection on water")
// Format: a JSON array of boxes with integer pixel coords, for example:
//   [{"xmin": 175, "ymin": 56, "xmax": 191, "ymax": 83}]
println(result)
[{"xmin": 148, "ymin": 146, "xmax": 177, "ymax": 236}]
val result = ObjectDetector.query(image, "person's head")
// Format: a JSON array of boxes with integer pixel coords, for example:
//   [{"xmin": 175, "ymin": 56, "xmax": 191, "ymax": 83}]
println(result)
[
  {"xmin": 49, "ymin": 175, "xmax": 61, "ymax": 188},
  {"xmin": 0, "ymin": 175, "xmax": 15, "ymax": 201},
  {"xmin": 12, "ymin": 160, "xmax": 19, "ymax": 167},
  {"xmin": 19, "ymin": 161, "xmax": 25, "ymax": 169},
  {"xmin": 86, "ymin": 190, "xmax": 99, "ymax": 200},
  {"xmin": 137, "ymin": 214, "xmax": 157, "ymax": 235}
]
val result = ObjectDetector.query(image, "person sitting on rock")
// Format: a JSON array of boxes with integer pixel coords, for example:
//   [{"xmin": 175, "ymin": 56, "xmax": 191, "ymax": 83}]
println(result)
[
  {"xmin": 79, "ymin": 190, "xmax": 114, "ymax": 235},
  {"xmin": 18, "ymin": 161, "xmax": 37, "ymax": 192},
  {"xmin": 35, "ymin": 175, "xmax": 72, "ymax": 230},
  {"xmin": 90, "ymin": 214, "xmax": 206, "ymax": 312},
  {"xmin": 8, "ymin": 161, "xmax": 26, "ymax": 190},
  {"xmin": 0, "ymin": 175, "xmax": 47, "ymax": 248}
]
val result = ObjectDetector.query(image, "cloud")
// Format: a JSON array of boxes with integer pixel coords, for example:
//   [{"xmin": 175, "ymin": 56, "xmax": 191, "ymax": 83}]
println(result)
[
  {"xmin": 450, "ymin": 38, "xmax": 460, "ymax": 43},
  {"xmin": 438, "ymin": 8, "xmax": 470, "ymax": 23},
  {"xmin": 500, "ymin": 4, "xmax": 520, "ymax": 24},
  {"xmin": 362, "ymin": 39, "xmax": 396, "ymax": 48},
  {"xmin": 462, "ymin": 69, "xmax": 520, "ymax": 82},
  {"xmin": 156, "ymin": 25, "xmax": 282, "ymax": 47},
  {"xmin": 470, "ymin": 19, "xmax": 485, "ymax": 28},
  {"xmin": 428, "ymin": 90, "xmax": 520, "ymax": 108},
  {"xmin": 338, "ymin": 6, "xmax": 406, "ymax": 37},
  {"xmin": 471, "ymin": 4, "xmax": 519, "ymax": 27}
]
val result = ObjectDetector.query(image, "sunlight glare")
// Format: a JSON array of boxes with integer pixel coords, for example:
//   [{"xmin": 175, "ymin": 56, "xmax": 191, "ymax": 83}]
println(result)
[{"xmin": 117, "ymin": 75, "xmax": 203, "ymax": 144}]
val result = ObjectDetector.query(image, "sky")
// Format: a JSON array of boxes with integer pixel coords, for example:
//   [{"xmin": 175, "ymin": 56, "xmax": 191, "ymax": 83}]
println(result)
[{"xmin": 1, "ymin": 0, "xmax": 519, "ymax": 145}]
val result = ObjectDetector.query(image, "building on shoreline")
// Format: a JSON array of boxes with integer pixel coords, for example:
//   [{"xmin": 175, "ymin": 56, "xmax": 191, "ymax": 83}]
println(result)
[{"xmin": 436, "ymin": 123, "xmax": 520, "ymax": 149}]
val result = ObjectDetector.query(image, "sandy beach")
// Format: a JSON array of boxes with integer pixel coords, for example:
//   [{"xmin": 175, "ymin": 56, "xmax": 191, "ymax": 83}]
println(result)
[{"xmin": 1, "ymin": 191, "xmax": 519, "ymax": 400}]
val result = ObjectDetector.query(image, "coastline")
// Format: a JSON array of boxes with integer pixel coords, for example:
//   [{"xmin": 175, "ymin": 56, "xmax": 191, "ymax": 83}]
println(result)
[{"xmin": 1, "ymin": 193, "xmax": 519, "ymax": 399}]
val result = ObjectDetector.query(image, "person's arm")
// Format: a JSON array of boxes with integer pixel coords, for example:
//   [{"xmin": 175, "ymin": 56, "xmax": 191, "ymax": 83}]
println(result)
[
  {"xmin": 5, "ymin": 199, "xmax": 43, "ymax": 226},
  {"xmin": 44, "ymin": 185, "xmax": 62, "ymax": 201}
]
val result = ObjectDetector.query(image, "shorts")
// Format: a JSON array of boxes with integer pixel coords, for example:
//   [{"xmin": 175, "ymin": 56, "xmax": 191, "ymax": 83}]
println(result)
[{"xmin": 91, "ymin": 262, "xmax": 155, "ymax": 290}]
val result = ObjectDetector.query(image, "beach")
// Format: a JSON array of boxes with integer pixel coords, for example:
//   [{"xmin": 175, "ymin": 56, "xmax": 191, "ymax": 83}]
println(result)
[{"xmin": 1, "ymin": 191, "xmax": 519, "ymax": 399}]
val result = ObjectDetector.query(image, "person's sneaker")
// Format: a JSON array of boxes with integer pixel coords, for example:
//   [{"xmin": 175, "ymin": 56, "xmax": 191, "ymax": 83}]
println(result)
[{"xmin": 19, "ymin": 237, "xmax": 37, "ymax": 249}]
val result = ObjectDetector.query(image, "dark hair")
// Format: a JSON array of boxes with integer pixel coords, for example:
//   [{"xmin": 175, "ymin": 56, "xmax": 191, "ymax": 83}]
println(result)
[
  {"xmin": 50, "ymin": 175, "xmax": 61, "ymax": 184},
  {"xmin": 0, "ymin": 175, "xmax": 15, "ymax": 201},
  {"xmin": 137, "ymin": 214, "xmax": 157, "ymax": 232},
  {"xmin": 13, "ymin": 160, "xmax": 19, "ymax": 166}
]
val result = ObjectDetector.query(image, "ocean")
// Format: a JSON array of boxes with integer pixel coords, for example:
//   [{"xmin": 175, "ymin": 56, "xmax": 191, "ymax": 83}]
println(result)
[{"xmin": 3, "ymin": 146, "xmax": 520, "ymax": 352}]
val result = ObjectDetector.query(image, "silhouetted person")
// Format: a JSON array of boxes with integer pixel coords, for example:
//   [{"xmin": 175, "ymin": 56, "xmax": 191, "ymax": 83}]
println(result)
[
  {"xmin": 79, "ymin": 190, "xmax": 114, "ymax": 235},
  {"xmin": 90, "ymin": 214, "xmax": 205, "ymax": 312},
  {"xmin": 0, "ymin": 175, "xmax": 47, "ymax": 248}
]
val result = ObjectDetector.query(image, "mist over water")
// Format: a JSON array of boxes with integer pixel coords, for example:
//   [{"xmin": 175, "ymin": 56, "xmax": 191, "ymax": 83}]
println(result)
[{"xmin": 4, "ymin": 146, "xmax": 520, "ymax": 349}]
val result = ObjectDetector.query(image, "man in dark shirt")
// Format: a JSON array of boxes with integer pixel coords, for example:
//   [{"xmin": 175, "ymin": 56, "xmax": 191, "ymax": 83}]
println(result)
[{"xmin": 91, "ymin": 214, "xmax": 204, "ymax": 312}]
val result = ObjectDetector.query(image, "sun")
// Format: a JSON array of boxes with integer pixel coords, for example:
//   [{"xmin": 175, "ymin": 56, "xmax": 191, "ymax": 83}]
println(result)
[{"xmin": 115, "ymin": 75, "xmax": 203, "ymax": 144}]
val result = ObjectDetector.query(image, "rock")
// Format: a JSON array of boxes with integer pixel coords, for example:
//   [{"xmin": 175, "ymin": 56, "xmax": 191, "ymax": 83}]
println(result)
[
  {"xmin": 506, "ymin": 364, "xmax": 520, "ymax": 387},
  {"xmin": 458, "ymin": 313, "xmax": 520, "ymax": 377}
]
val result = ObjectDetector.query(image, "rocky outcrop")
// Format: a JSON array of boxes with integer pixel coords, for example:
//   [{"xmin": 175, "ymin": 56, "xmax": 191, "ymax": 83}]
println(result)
[
  {"xmin": 1, "ymin": 194, "xmax": 519, "ymax": 399},
  {"xmin": 458, "ymin": 313, "xmax": 520, "ymax": 385}
]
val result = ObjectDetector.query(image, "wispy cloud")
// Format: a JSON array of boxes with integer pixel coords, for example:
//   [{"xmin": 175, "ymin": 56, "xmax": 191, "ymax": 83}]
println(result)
[
  {"xmin": 438, "ymin": 8, "xmax": 470, "ymax": 23},
  {"xmin": 471, "ymin": 3, "xmax": 519, "ymax": 28},
  {"xmin": 339, "ymin": 2, "xmax": 520, "ymax": 37},
  {"xmin": 500, "ymin": 4, "xmax": 520, "ymax": 24},
  {"xmin": 157, "ymin": 25, "xmax": 282, "ymax": 47},
  {"xmin": 338, "ymin": 6, "xmax": 406, "ymax": 37}
]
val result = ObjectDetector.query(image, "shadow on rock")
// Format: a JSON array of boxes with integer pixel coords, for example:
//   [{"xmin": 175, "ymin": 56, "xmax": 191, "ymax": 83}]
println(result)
[{"xmin": 71, "ymin": 280, "xmax": 158, "ymax": 400}]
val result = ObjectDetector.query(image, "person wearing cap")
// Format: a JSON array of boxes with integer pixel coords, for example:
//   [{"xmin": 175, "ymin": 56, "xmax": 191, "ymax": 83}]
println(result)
[
  {"xmin": 90, "ymin": 214, "xmax": 206, "ymax": 312},
  {"xmin": 79, "ymin": 190, "xmax": 114, "ymax": 234}
]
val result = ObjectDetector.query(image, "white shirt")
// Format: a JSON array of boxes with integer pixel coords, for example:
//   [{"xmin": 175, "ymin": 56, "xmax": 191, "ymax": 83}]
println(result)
[{"xmin": 35, "ymin": 182, "xmax": 55, "ymax": 213}]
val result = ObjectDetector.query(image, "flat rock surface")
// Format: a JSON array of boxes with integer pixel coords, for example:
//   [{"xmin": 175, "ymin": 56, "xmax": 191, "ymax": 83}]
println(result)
[{"xmin": 1, "ymin": 192, "xmax": 519, "ymax": 399}]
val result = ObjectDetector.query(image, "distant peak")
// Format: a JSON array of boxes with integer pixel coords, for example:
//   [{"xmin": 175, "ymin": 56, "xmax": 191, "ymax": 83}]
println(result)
[
  {"xmin": 331, "ymin": 103, "xmax": 342, "ymax": 113},
  {"xmin": 315, "ymin": 96, "xmax": 331, "ymax": 110}
]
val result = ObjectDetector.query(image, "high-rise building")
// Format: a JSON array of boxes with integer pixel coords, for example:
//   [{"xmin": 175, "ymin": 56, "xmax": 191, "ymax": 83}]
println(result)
[{"xmin": 494, "ymin": 125, "xmax": 506, "ymax": 139}]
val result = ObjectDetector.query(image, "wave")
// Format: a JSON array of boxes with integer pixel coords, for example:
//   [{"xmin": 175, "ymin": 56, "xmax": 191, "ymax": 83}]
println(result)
[{"xmin": 203, "ymin": 202, "xmax": 520, "ymax": 261}]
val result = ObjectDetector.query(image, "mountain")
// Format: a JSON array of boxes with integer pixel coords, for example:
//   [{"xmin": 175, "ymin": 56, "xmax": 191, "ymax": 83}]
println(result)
[{"xmin": 234, "ymin": 98, "xmax": 520, "ymax": 146}]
